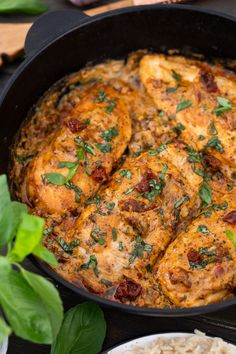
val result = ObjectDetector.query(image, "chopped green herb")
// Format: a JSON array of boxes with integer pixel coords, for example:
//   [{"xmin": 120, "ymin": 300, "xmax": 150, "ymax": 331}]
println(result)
[
  {"xmin": 212, "ymin": 201, "xmax": 228, "ymax": 211},
  {"xmin": 85, "ymin": 195, "xmax": 102, "ymax": 207},
  {"xmin": 209, "ymin": 120, "xmax": 217, "ymax": 135},
  {"xmin": 198, "ymin": 247, "xmax": 216, "ymax": 256},
  {"xmin": 84, "ymin": 142, "xmax": 96, "ymax": 156},
  {"xmin": 100, "ymin": 278, "xmax": 112, "ymax": 287},
  {"xmin": 173, "ymin": 123, "xmax": 186, "ymax": 134},
  {"xmin": 204, "ymin": 136, "xmax": 224, "ymax": 153},
  {"xmin": 168, "ymin": 114, "xmax": 176, "ymax": 120},
  {"xmin": 214, "ymin": 96, "xmax": 233, "ymax": 116},
  {"xmin": 112, "ymin": 227, "xmax": 117, "ymax": 241},
  {"xmin": 176, "ymin": 99, "xmax": 192, "ymax": 113},
  {"xmin": 224, "ymin": 229, "xmax": 236, "ymax": 247},
  {"xmin": 143, "ymin": 164, "xmax": 168, "ymax": 201},
  {"xmin": 157, "ymin": 110, "xmax": 164, "ymax": 117},
  {"xmin": 172, "ymin": 70, "xmax": 181, "ymax": 82},
  {"xmin": 106, "ymin": 202, "xmax": 115, "ymax": 210},
  {"xmin": 101, "ymin": 126, "xmax": 118, "ymax": 142},
  {"xmin": 148, "ymin": 144, "xmax": 167, "ymax": 156},
  {"xmin": 124, "ymin": 187, "xmax": 134, "ymax": 195},
  {"xmin": 189, "ymin": 257, "xmax": 216, "ymax": 269},
  {"xmin": 197, "ymin": 225, "xmax": 209, "ymax": 234},
  {"xmin": 97, "ymin": 89, "xmax": 117, "ymax": 114},
  {"xmin": 43, "ymin": 228, "xmax": 53, "ymax": 235},
  {"xmin": 199, "ymin": 182, "xmax": 212, "ymax": 206},
  {"xmin": 198, "ymin": 135, "xmax": 205, "ymax": 141},
  {"xmin": 119, "ymin": 169, "xmax": 132, "ymax": 179},
  {"xmin": 174, "ymin": 195, "xmax": 190, "ymax": 209},
  {"xmin": 119, "ymin": 241, "xmax": 123, "ymax": 251},
  {"xmin": 15, "ymin": 151, "xmax": 38, "ymax": 164},
  {"xmin": 186, "ymin": 145, "xmax": 202, "ymax": 163},
  {"xmin": 166, "ymin": 86, "xmax": 178, "ymax": 94},
  {"xmin": 146, "ymin": 264, "xmax": 152, "ymax": 272},
  {"xmin": 58, "ymin": 161, "xmax": 78, "ymax": 183},
  {"xmin": 80, "ymin": 255, "xmax": 99, "ymax": 277},
  {"xmin": 96, "ymin": 143, "xmax": 112, "ymax": 153},
  {"xmin": 77, "ymin": 146, "xmax": 85, "ymax": 161},
  {"xmin": 129, "ymin": 236, "xmax": 152, "ymax": 263},
  {"xmin": 65, "ymin": 181, "xmax": 82, "ymax": 202},
  {"xmin": 58, "ymin": 237, "xmax": 79, "ymax": 255}
]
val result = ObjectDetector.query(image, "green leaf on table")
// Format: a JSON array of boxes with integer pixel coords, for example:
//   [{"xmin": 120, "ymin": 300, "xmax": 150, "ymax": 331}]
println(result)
[
  {"xmin": 33, "ymin": 243, "xmax": 58, "ymax": 266},
  {"xmin": 51, "ymin": 302, "xmax": 106, "ymax": 354},
  {"xmin": 0, "ymin": 317, "xmax": 11, "ymax": 344},
  {"xmin": 9, "ymin": 213, "xmax": 44, "ymax": 262},
  {"xmin": 0, "ymin": 0, "xmax": 48, "ymax": 15},
  {"xmin": 20, "ymin": 268, "xmax": 63, "ymax": 340},
  {"xmin": 0, "ymin": 270, "xmax": 53, "ymax": 344}
]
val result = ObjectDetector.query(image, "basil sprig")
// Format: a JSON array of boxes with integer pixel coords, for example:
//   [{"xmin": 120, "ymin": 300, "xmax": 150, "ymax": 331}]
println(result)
[
  {"xmin": 0, "ymin": 0, "xmax": 48, "ymax": 14},
  {"xmin": 0, "ymin": 175, "xmax": 63, "ymax": 344},
  {"xmin": 51, "ymin": 302, "xmax": 106, "ymax": 354}
]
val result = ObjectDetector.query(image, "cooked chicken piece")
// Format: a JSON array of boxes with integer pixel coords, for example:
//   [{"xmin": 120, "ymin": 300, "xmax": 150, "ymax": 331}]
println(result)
[
  {"xmin": 140, "ymin": 54, "xmax": 236, "ymax": 180},
  {"xmin": 158, "ymin": 191, "xmax": 236, "ymax": 307},
  {"xmin": 48, "ymin": 143, "xmax": 202, "ymax": 306},
  {"xmin": 22, "ymin": 84, "xmax": 131, "ymax": 216}
]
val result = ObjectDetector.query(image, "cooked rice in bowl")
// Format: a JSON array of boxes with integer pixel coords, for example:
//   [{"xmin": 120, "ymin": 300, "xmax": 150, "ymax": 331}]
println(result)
[{"xmin": 124, "ymin": 330, "xmax": 236, "ymax": 354}]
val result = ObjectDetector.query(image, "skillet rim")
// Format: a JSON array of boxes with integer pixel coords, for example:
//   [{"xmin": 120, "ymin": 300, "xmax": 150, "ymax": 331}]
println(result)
[{"xmin": 2, "ymin": 4, "xmax": 236, "ymax": 315}]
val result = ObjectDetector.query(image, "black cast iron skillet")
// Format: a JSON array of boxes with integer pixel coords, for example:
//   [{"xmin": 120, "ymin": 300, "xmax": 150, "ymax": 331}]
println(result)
[{"xmin": 1, "ymin": 4, "xmax": 236, "ymax": 316}]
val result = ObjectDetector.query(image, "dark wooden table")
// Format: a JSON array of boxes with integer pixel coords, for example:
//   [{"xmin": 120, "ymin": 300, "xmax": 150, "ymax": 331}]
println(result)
[{"xmin": 1, "ymin": 0, "xmax": 236, "ymax": 353}]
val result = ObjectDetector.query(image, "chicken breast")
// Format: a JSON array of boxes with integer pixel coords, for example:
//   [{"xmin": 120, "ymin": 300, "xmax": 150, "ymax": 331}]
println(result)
[
  {"xmin": 22, "ymin": 83, "xmax": 131, "ymax": 217},
  {"xmin": 158, "ymin": 191, "xmax": 236, "ymax": 307},
  {"xmin": 140, "ymin": 54, "xmax": 236, "ymax": 180},
  {"xmin": 45, "ymin": 143, "xmax": 203, "ymax": 306}
]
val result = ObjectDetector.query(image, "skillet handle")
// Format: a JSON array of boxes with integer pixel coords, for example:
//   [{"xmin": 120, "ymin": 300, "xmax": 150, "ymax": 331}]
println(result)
[{"xmin": 25, "ymin": 10, "xmax": 89, "ymax": 57}]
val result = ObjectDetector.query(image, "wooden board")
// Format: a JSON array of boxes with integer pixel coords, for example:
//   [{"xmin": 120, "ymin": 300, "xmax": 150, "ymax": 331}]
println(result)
[{"xmin": 0, "ymin": 0, "xmax": 189, "ymax": 65}]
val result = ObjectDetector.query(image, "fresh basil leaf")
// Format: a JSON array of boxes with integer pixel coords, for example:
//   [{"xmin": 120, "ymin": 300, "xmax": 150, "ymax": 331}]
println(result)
[
  {"xmin": 0, "ymin": 0, "xmax": 48, "ymax": 14},
  {"xmin": 176, "ymin": 99, "xmax": 192, "ymax": 112},
  {"xmin": 9, "ymin": 213, "xmax": 44, "ymax": 262},
  {"xmin": 58, "ymin": 161, "xmax": 77, "ymax": 169},
  {"xmin": 0, "ymin": 317, "xmax": 11, "ymax": 343},
  {"xmin": 20, "ymin": 268, "xmax": 63, "ymax": 341},
  {"xmin": 51, "ymin": 302, "xmax": 106, "ymax": 354},
  {"xmin": 199, "ymin": 182, "xmax": 212, "ymax": 206},
  {"xmin": 33, "ymin": 243, "xmax": 58, "ymax": 266},
  {"xmin": 0, "ymin": 175, "xmax": 13, "ymax": 248},
  {"xmin": 225, "ymin": 229, "xmax": 236, "ymax": 247},
  {"xmin": 0, "ymin": 270, "xmax": 53, "ymax": 344},
  {"xmin": 44, "ymin": 173, "xmax": 66, "ymax": 186}
]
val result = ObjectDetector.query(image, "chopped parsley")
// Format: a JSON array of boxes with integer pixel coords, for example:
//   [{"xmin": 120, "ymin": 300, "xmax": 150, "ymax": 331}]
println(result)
[
  {"xmin": 176, "ymin": 99, "xmax": 192, "ymax": 113},
  {"xmin": 204, "ymin": 136, "xmax": 224, "ymax": 153},
  {"xmin": 124, "ymin": 187, "xmax": 135, "ymax": 195},
  {"xmin": 174, "ymin": 195, "xmax": 190, "ymax": 209},
  {"xmin": 214, "ymin": 96, "xmax": 233, "ymax": 116},
  {"xmin": 198, "ymin": 135, "xmax": 205, "ymax": 141},
  {"xmin": 148, "ymin": 144, "xmax": 167, "ymax": 156},
  {"xmin": 43, "ymin": 228, "xmax": 53, "ymax": 235},
  {"xmin": 197, "ymin": 225, "xmax": 209, "ymax": 234},
  {"xmin": 166, "ymin": 86, "xmax": 178, "ymax": 94},
  {"xmin": 80, "ymin": 255, "xmax": 99, "ymax": 277},
  {"xmin": 190, "ymin": 257, "xmax": 216, "ymax": 269},
  {"xmin": 186, "ymin": 145, "xmax": 202, "ymax": 163},
  {"xmin": 157, "ymin": 110, "xmax": 164, "ymax": 117},
  {"xmin": 143, "ymin": 164, "xmax": 168, "ymax": 201},
  {"xmin": 85, "ymin": 195, "xmax": 102, "ymax": 207},
  {"xmin": 97, "ymin": 89, "xmax": 117, "ymax": 114},
  {"xmin": 173, "ymin": 123, "xmax": 186, "ymax": 134},
  {"xmin": 198, "ymin": 247, "xmax": 216, "ymax": 256},
  {"xmin": 96, "ymin": 143, "xmax": 112, "ymax": 153},
  {"xmin": 58, "ymin": 237, "xmax": 80, "ymax": 255},
  {"xmin": 100, "ymin": 278, "xmax": 113, "ymax": 287},
  {"xmin": 199, "ymin": 182, "xmax": 212, "ymax": 206},
  {"xmin": 106, "ymin": 202, "xmax": 115, "ymax": 210},
  {"xmin": 119, "ymin": 169, "xmax": 132, "ymax": 179},
  {"xmin": 65, "ymin": 181, "xmax": 82, "ymax": 202},
  {"xmin": 43, "ymin": 173, "xmax": 66, "ymax": 186},
  {"xmin": 58, "ymin": 161, "xmax": 78, "ymax": 182},
  {"xmin": 112, "ymin": 227, "xmax": 117, "ymax": 241},
  {"xmin": 129, "ymin": 236, "xmax": 152, "ymax": 263},
  {"xmin": 90, "ymin": 226, "xmax": 107, "ymax": 245},
  {"xmin": 101, "ymin": 126, "xmax": 118, "ymax": 142},
  {"xmin": 119, "ymin": 241, "xmax": 123, "ymax": 251},
  {"xmin": 209, "ymin": 120, "xmax": 217, "ymax": 135},
  {"xmin": 172, "ymin": 70, "xmax": 181, "ymax": 82}
]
